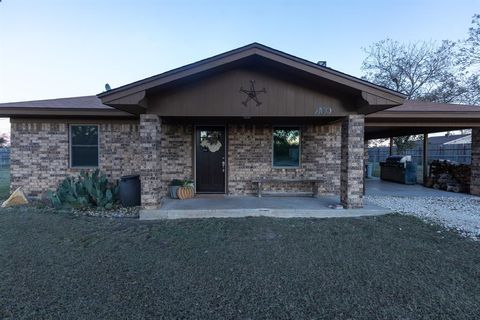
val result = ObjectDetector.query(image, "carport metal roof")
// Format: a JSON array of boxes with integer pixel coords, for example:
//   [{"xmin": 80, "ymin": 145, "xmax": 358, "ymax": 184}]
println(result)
[{"xmin": 365, "ymin": 100, "xmax": 480, "ymax": 140}]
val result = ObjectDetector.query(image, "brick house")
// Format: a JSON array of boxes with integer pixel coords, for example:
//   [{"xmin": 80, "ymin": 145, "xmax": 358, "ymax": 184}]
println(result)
[{"xmin": 0, "ymin": 43, "xmax": 409, "ymax": 209}]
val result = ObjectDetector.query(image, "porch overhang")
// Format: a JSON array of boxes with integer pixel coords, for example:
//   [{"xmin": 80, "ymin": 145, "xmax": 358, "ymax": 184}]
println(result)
[
  {"xmin": 99, "ymin": 90, "xmax": 148, "ymax": 115},
  {"xmin": 365, "ymin": 100, "xmax": 480, "ymax": 139}
]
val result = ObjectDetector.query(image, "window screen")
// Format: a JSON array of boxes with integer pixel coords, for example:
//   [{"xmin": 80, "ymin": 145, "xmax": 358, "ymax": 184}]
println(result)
[
  {"xmin": 70, "ymin": 125, "xmax": 99, "ymax": 167},
  {"xmin": 273, "ymin": 127, "xmax": 300, "ymax": 167}
]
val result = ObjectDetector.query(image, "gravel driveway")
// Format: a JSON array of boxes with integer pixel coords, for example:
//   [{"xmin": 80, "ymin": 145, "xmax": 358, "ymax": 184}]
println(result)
[{"xmin": 366, "ymin": 195, "xmax": 480, "ymax": 239}]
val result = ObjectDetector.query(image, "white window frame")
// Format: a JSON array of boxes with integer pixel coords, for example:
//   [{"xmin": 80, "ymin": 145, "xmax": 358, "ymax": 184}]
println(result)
[{"xmin": 69, "ymin": 124, "xmax": 100, "ymax": 168}]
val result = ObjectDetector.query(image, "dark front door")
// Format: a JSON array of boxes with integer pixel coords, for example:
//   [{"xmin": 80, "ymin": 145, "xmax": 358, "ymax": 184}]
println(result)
[{"xmin": 195, "ymin": 126, "xmax": 226, "ymax": 193}]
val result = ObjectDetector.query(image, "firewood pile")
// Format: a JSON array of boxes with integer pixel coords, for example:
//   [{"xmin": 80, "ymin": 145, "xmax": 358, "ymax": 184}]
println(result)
[{"xmin": 424, "ymin": 160, "xmax": 471, "ymax": 193}]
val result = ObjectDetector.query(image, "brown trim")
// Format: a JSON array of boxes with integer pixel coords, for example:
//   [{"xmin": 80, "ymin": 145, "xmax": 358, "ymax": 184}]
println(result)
[
  {"xmin": 69, "ymin": 124, "xmax": 100, "ymax": 169},
  {"xmin": 365, "ymin": 126, "xmax": 475, "ymax": 140},
  {"xmin": 0, "ymin": 108, "xmax": 135, "ymax": 118},
  {"xmin": 161, "ymin": 116, "xmax": 344, "ymax": 126},
  {"xmin": 10, "ymin": 118, "xmax": 139, "ymax": 124},
  {"xmin": 368, "ymin": 111, "xmax": 480, "ymax": 119},
  {"xmin": 225, "ymin": 123, "xmax": 229, "ymax": 195},
  {"xmin": 366, "ymin": 121, "xmax": 480, "ymax": 128},
  {"xmin": 423, "ymin": 133, "xmax": 428, "ymax": 184}
]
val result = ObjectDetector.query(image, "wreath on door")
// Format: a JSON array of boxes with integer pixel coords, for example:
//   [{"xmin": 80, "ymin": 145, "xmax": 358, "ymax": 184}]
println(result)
[{"xmin": 200, "ymin": 131, "xmax": 222, "ymax": 152}]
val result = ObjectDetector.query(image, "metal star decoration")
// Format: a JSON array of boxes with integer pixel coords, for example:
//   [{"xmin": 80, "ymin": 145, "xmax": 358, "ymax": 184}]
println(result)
[{"xmin": 239, "ymin": 80, "xmax": 266, "ymax": 106}]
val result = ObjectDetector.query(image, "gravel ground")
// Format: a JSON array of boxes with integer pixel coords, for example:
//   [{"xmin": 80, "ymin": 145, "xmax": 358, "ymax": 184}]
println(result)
[
  {"xmin": 1, "ymin": 203, "xmax": 141, "ymax": 218},
  {"xmin": 366, "ymin": 195, "xmax": 480, "ymax": 239},
  {"xmin": 1, "ymin": 209, "xmax": 480, "ymax": 319},
  {"xmin": 72, "ymin": 206, "xmax": 140, "ymax": 218}
]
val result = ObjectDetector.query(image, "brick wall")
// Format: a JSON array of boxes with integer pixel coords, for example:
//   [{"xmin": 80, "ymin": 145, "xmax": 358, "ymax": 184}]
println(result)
[
  {"xmin": 10, "ymin": 120, "xmax": 140, "ymax": 197},
  {"xmin": 139, "ymin": 115, "xmax": 162, "ymax": 208},
  {"xmin": 227, "ymin": 123, "xmax": 341, "ymax": 195},
  {"xmin": 11, "ymin": 118, "xmax": 347, "ymax": 203},
  {"xmin": 340, "ymin": 115, "xmax": 365, "ymax": 208},
  {"xmin": 160, "ymin": 123, "xmax": 193, "ymax": 196}
]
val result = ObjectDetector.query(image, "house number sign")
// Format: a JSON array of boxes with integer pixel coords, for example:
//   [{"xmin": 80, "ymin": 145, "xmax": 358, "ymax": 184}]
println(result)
[{"xmin": 314, "ymin": 106, "xmax": 333, "ymax": 116}]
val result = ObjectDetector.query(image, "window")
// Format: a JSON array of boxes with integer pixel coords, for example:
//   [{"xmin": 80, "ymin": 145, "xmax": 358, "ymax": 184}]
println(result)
[
  {"xmin": 70, "ymin": 125, "xmax": 99, "ymax": 167},
  {"xmin": 273, "ymin": 127, "xmax": 300, "ymax": 167}
]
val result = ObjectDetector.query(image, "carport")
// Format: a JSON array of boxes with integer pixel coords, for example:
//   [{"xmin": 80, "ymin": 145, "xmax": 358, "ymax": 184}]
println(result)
[{"xmin": 365, "ymin": 100, "xmax": 480, "ymax": 196}]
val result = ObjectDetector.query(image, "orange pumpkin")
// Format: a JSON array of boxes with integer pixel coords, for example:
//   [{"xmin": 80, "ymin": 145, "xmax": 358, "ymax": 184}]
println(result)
[{"xmin": 177, "ymin": 186, "xmax": 195, "ymax": 200}]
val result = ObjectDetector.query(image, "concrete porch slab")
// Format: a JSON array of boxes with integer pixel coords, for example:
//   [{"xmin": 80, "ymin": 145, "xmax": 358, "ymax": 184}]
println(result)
[
  {"xmin": 140, "ymin": 195, "xmax": 391, "ymax": 220},
  {"xmin": 365, "ymin": 178, "xmax": 475, "ymax": 198}
]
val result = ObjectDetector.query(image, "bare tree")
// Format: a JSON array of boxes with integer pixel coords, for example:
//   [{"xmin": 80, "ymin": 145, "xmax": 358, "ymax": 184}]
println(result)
[
  {"xmin": 458, "ymin": 14, "xmax": 480, "ymax": 105},
  {"xmin": 0, "ymin": 134, "xmax": 8, "ymax": 147},
  {"xmin": 362, "ymin": 39, "xmax": 464, "ymax": 102},
  {"xmin": 461, "ymin": 14, "xmax": 480, "ymax": 68},
  {"xmin": 361, "ymin": 36, "xmax": 477, "ymax": 151},
  {"xmin": 363, "ymin": 14, "xmax": 480, "ymax": 155}
]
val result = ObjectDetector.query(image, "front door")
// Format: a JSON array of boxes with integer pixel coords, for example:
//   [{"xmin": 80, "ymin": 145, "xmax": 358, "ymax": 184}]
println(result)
[{"xmin": 195, "ymin": 126, "xmax": 226, "ymax": 193}]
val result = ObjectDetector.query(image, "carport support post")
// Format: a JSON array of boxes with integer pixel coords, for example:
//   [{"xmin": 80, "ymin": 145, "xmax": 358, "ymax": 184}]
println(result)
[
  {"xmin": 389, "ymin": 137, "xmax": 393, "ymax": 156},
  {"xmin": 340, "ymin": 115, "xmax": 365, "ymax": 208},
  {"xmin": 423, "ymin": 133, "xmax": 429, "ymax": 184},
  {"xmin": 140, "ymin": 114, "xmax": 163, "ymax": 208},
  {"xmin": 471, "ymin": 128, "xmax": 480, "ymax": 196}
]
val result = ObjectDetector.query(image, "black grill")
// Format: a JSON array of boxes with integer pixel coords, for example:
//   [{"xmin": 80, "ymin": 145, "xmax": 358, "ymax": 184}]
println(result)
[{"xmin": 380, "ymin": 155, "xmax": 417, "ymax": 185}]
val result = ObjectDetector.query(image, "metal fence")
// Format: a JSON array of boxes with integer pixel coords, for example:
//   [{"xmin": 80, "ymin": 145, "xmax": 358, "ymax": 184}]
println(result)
[
  {"xmin": 0, "ymin": 148, "xmax": 10, "ymax": 169},
  {"xmin": 368, "ymin": 144, "xmax": 472, "ymax": 165}
]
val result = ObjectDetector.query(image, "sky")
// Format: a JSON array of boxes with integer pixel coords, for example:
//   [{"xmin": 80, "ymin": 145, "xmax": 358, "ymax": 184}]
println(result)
[{"xmin": 0, "ymin": 0, "xmax": 478, "ymax": 135}]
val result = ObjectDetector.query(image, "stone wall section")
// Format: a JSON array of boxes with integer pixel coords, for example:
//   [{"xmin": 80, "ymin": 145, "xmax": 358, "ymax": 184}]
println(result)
[
  {"xmin": 100, "ymin": 122, "xmax": 142, "ymax": 179},
  {"xmin": 340, "ymin": 115, "xmax": 365, "ymax": 208},
  {"xmin": 139, "ymin": 115, "xmax": 162, "ymax": 208},
  {"xmin": 227, "ymin": 123, "xmax": 341, "ymax": 195},
  {"xmin": 10, "ymin": 120, "xmax": 140, "ymax": 198},
  {"xmin": 160, "ymin": 124, "xmax": 193, "ymax": 196}
]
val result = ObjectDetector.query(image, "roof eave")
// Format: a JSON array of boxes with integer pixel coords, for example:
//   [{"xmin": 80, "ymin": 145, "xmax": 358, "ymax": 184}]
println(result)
[{"xmin": 0, "ymin": 107, "xmax": 136, "ymax": 118}]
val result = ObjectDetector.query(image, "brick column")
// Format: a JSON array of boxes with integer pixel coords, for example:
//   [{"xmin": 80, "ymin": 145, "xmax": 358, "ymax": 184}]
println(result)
[
  {"xmin": 471, "ymin": 128, "xmax": 480, "ymax": 196},
  {"xmin": 340, "ymin": 115, "xmax": 365, "ymax": 208},
  {"xmin": 140, "ymin": 114, "xmax": 162, "ymax": 208}
]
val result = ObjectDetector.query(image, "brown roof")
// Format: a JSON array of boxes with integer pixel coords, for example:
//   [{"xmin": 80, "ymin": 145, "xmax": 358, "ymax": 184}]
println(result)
[
  {"xmin": 383, "ymin": 100, "xmax": 480, "ymax": 112},
  {"xmin": 0, "ymin": 95, "xmax": 109, "ymax": 109},
  {"xmin": 0, "ymin": 95, "xmax": 134, "ymax": 118}
]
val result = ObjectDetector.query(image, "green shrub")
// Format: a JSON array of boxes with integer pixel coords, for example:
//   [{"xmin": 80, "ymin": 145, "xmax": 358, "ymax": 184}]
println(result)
[
  {"xmin": 169, "ymin": 178, "xmax": 193, "ymax": 187},
  {"xmin": 169, "ymin": 179, "xmax": 183, "ymax": 186},
  {"xmin": 47, "ymin": 170, "xmax": 119, "ymax": 210}
]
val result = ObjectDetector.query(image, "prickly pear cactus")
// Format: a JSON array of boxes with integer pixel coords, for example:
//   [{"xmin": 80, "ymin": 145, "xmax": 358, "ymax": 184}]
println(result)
[{"xmin": 47, "ymin": 169, "xmax": 119, "ymax": 209}]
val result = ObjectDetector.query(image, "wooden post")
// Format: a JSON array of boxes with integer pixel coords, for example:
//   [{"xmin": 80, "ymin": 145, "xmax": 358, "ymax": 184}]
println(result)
[
  {"xmin": 389, "ymin": 137, "xmax": 393, "ymax": 156},
  {"xmin": 423, "ymin": 133, "xmax": 429, "ymax": 184}
]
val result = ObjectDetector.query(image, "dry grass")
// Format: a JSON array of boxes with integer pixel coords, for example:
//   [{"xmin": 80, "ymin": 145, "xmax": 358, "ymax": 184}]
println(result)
[{"xmin": 1, "ymin": 209, "xmax": 479, "ymax": 319}]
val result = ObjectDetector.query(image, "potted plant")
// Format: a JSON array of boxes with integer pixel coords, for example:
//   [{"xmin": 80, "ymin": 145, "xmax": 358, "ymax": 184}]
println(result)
[
  {"xmin": 168, "ymin": 179, "xmax": 183, "ymax": 199},
  {"xmin": 177, "ymin": 178, "xmax": 195, "ymax": 200}
]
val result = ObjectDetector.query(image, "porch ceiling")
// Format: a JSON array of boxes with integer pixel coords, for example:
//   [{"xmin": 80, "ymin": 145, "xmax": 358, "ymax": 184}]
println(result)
[{"xmin": 161, "ymin": 116, "xmax": 344, "ymax": 126}]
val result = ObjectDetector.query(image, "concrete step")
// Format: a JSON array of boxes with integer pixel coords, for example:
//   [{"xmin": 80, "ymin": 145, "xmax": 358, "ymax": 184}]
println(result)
[{"xmin": 140, "ymin": 207, "xmax": 391, "ymax": 220}]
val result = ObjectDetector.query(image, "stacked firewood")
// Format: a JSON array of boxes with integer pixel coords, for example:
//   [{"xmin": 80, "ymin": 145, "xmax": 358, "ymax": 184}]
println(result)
[{"xmin": 424, "ymin": 160, "xmax": 471, "ymax": 193}]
